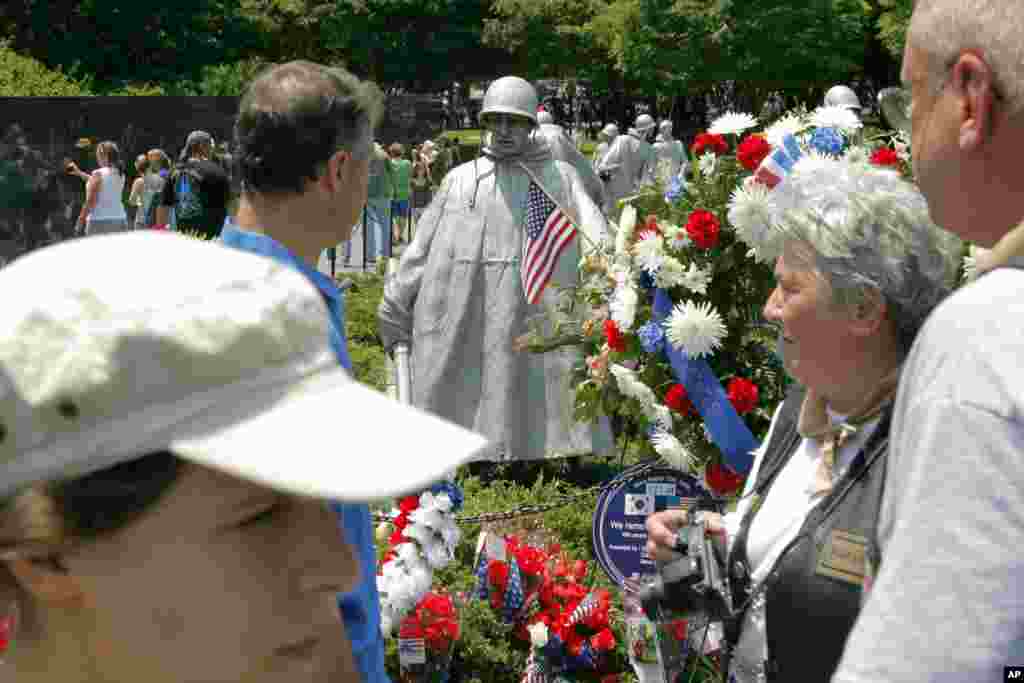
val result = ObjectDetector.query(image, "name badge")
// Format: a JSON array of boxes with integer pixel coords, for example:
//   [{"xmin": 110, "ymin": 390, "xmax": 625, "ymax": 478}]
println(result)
[{"xmin": 815, "ymin": 529, "xmax": 867, "ymax": 586}]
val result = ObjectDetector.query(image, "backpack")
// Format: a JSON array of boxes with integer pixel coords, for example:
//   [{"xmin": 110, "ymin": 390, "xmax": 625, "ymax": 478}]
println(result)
[{"xmin": 173, "ymin": 165, "xmax": 204, "ymax": 224}]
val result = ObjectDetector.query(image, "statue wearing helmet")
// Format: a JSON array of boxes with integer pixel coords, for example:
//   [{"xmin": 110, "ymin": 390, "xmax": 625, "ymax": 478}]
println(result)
[
  {"xmin": 597, "ymin": 113, "xmax": 657, "ymax": 216},
  {"xmin": 652, "ymin": 120, "xmax": 688, "ymax": 185},
  {"xmin": 379, "ymin": 75, "xmax": 613, "ymax": 463},
  {"xmin": 824, "ymin": 85, "xmax": 863, "ymax": 116},
  {"xmin": 535, "ymin": 119, "xmax": 605, "ymax": 207},
  {"xmin": 592, "ymin": 123, "xmax": 618, "ymax": 169}
]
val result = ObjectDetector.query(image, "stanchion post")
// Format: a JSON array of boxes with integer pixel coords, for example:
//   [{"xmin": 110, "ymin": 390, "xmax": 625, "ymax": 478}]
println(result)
[{"xmin": 362, "ymin": 204, "xmax": 368, "ymax": 271}]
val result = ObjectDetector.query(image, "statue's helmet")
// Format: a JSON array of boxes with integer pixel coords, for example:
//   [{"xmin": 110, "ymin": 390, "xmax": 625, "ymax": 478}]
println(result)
[
  {"xmin": 824, "ymin": 85, "xmax": 862, "ymax": 111},
  {"xmin": 536, "ymin": 109, "xmax": 554, "ymax": 124},
  {"xmin": 480, "ymin": 77, "xmax": 539, "ymax": 124},
  {"xmin": 659, "ymin": 119, "xmax": 673, "ymax": 134},
  {"xmin": 635, "ymin": 113, "xmax": 656, "ymax": 134},
  {"xmin": 601, "ymin": 123, "xmax": 619, "ymax": 138}
]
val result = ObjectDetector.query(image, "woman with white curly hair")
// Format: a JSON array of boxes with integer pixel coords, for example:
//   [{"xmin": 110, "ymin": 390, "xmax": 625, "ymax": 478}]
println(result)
[{"xmin": 645, "ymin": 155, "xmax": 962, "ymax": 682}]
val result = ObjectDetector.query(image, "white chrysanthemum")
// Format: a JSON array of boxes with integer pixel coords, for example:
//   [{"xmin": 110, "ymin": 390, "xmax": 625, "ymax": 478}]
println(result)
[
  {"xmin": 679, "ymin": 263, "xmax": 712, "ymax": 295},
  {"xmin": 402, "ymin": 522, "xmax": 434, "ymax": 546},
  {"xmin": 843, "ymin": 145, "xmax": 870, "ymax": 165},
  {"xmin": 439, "ymin": 518, "xmax": 461, "ymax": 547},
  {"xmin": 396, "ymin": 542, "xmax": 421, "ymax": 564},
  {"xmin": 809, "ymin": 105, "xmax": 863, "ymax": 134},
  {"xmin": 708, "ymin": 111, "xmax": 758, "ymax": 136},
  {"xmin": 962, "ymin": 245, "xmax": 990, "ymax": 282},
  {"xmin": 663, "ymin": 300, "xmax": 727, "ymax": 358},
  {"xmin": 699, "ymin": 152, "xmax": 717, "ymax": 179},
  {"xmin": 616, "ymin": 204, "xmax": 638, "ymax": 256},
  {"xmin": 632, "ymin": 232, "xmax": 665, "ymax": 274},
  {"xmin": 764, "ymin": 113, "xmax": 809, "ymax": 147},
  {"xmin": 434, "ymin": 492, "xmax": 453, "ymax": 513},
  {"xmin": 654, "ymin": 256, "xmax": 687, "ymax": 289},
  {"xmin": 650, "ymin": 405, "xmax": 673, "ymax": 432},
  {"xmin": 610, "ymin": 364, "xmax": 656, "ymax": 409},
  {"xmin": 423, "ymin": 538, "xmax": 454, "ymax": 569},
  {"xmin": 727, "ymin": 181, "xmax": 777, "ymax": 256},
  {"xmin": 409, "ymin": 506, "xmax": 443, "ymax": 530},
  {"xmin": 650, "ymin": 431, "xmax": 695, "ymax": 471},
  {"xmin": 610, "ymin": 282, "xmax": 639, "ymax": 331}
]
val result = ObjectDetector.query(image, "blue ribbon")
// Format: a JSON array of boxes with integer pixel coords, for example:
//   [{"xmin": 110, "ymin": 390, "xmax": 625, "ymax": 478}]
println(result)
[{"xmin": 652, "ymin": 289, "xmax": 760, "ymax": 473}]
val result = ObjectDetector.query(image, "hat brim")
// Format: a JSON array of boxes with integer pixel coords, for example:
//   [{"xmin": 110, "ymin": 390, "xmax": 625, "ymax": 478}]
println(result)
[{"xmin": 169, "ymin": 367, "xmax": 488, "ymax": 501}]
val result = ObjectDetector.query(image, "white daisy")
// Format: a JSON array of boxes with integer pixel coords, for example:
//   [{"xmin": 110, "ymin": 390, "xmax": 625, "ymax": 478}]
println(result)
[
  {"xmin": 680, "ymin": 263, "xmax": 712, "ymax": 295},
  {"xmin": 610, "ymin": 282, "xmax": 639, "ymax": 331},
  {"xmin": 727, "ymin": 181, "xmax": 777, "ymax": 256},
  {"xmin": 809, "ymin": 105, "xmax": 863, "ymax": 134},
  {"xmin": 708, "ymin": 111, "xmax": 758, "ymax": 136},
  {"xmin": 663, "ymin": 300, "xmax": 727, "ymax": 358},
  {"xmin": 764, "ymin": 113, "xmax": 808, "ymax": 147},
  {"xmin": 632, "ymin": 231, "xmax": 665, "ymax": 274},
  {"xmin": 699, "ymin": 152, "xmax": 718, "ymax": 179},
  {"xmin": 650, "ymin": 431, "xmax": 695, "ymax": 471},
  {"xmin": 654, "ymin": 256, "xmax": 687, "ymax": 289}
]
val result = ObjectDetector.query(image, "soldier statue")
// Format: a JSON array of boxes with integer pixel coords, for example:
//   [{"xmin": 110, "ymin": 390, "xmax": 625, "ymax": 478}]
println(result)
[
  {"xmin": 378, "ymin": 76, "xmax": 614, "ymax": 463},
  {"xmin": 592, "ymin": 123, "xmax": 618, "ymax": 170},
  {"xmin": 652, "ymin": 119, "xmax": 688, "ymax": 184},
  {"xmin": 597, "ymin": 113, "xmax": 656, "ymax": 216},
  {"xmin": 535, "ymin": 115, "xmax": 605, "ymax": 208},
  {"xmin": 824, "ymin": 84, "xmax": 863, "ymax": 119}
]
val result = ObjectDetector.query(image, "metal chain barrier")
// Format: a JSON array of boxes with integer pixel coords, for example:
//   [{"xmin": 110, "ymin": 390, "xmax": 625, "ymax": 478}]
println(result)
[{"xmin": 373, "ymin": 459, "xmax": 664, "ymax": 525}]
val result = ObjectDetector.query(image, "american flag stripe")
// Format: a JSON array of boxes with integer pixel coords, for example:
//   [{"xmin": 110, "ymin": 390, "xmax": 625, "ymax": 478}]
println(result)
[
  {"xmin": 754, "ymin": 133, "xmax": 803, "ymax": 189},
  {"xmin": 521, "ymin": 181, "xmax": 578, "ymax": 304},
  {"xmin": 524, "ymin": 214, "xmax": 575, "ymax": 301}
]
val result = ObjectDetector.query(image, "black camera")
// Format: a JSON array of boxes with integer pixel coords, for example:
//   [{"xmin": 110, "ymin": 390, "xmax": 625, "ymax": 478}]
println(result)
[{"xmin": 639, "ymin": 511, "xmax": 734, "ymax": 623}]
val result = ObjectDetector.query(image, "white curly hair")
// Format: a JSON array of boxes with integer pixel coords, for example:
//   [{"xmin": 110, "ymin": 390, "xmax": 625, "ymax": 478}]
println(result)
[{"xmin": 768, "ymin": 157, "xmax": 963, "ymax": 353}]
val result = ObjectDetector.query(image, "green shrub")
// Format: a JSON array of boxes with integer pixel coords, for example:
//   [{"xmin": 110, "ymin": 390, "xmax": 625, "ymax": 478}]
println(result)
[{"xmin": 0, "ymin": 44, "xmax": 92, "ymax": 96}]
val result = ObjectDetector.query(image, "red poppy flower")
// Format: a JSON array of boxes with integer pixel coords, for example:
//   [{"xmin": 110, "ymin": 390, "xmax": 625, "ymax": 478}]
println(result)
[
  {"xmin": 591, "ymin": 627, "xmax": 617, "ymax": 652},
  {"xmin": 737, "ymin": 135, "xmax": 772, "ymax": 171},
  {"xmin": 665, "ymin": 383, "xmax": 695, "ymax": 416},
  {"xmin": 726, "ymin": 377, "xmax": 759, "ymax": 415},
  {"xmin": 604, "ymin": 319, "xmax": 627, "ymax": 353},
  {"xmin": 706, "ymin": 462, "xmax": 745, "ymax": 496},
  {"xmin": 691, "ymin": 132, "xmax": 728, "ymax": 157},
  {"xmin": 685, "ymin": 210, "xmax": 721, "ymax": 250},
  {"xmin": 870, "ymin": 147, "xmax": 901, "ymax": 167}
]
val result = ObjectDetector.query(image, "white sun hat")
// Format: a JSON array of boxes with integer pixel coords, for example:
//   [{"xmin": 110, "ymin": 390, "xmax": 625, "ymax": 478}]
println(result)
[{"xmin": 0, "ymin": 232, "xmax": 487, "ymax": 501}]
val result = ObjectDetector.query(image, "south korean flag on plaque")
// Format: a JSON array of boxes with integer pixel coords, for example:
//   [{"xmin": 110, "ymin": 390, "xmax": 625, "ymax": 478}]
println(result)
[{"xmin": 624, "ymin": 493, "xmax": 654, "ymax": 516}]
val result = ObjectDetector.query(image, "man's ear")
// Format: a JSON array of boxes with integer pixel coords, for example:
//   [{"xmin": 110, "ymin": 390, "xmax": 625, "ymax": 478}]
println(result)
[
  {"xmin": 951, "ymin": 51, "xmax": 1000, "ymax": 151},
  {"xmin": 848, "ymin": 289, "xmax": 887, "ymax": 337},
  {"xmin": 4, "ymin": 557, "xmax": 84, "ymax": 608}
]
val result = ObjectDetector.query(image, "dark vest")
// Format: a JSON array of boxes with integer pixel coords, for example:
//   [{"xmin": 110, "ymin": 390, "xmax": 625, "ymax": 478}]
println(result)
[{"xmin": 724, "ymin": 383, "xmax": 893, "ymax": 681}]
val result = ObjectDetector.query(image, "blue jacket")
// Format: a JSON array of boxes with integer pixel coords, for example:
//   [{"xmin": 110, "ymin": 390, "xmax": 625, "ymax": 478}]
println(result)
[{"xmin": 221, "ymin": 222, "xmax": 390, "ymax": 682}]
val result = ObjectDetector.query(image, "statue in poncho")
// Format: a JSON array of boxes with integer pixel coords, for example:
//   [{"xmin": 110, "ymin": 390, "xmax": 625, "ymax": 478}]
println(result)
[
  {"xmin": 592, "ymin": 123, "xmax": 618, "ymax": 171},
  {"xmin": 652, "ymin": 119, "xmax": 688, "ymax": 185},
  {"xmin": 534, "ymin": 116, "xmax": 605, "ymax": 208},
  {"xmin": 378, "ymin": 76, "xmax": 614, "ymax": 462},
  {"xmin": 597, "ymin": 113, "xmax": 656, "ymax": 216}
]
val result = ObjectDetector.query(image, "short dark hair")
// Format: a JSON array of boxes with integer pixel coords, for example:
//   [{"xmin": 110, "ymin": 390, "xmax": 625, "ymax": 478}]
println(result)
[{"xmin": 234, "ymin": 61, "xmax": 384, "ymax": 196}]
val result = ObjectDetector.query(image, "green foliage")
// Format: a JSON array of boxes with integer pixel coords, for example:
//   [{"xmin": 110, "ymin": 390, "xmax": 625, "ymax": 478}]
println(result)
[
  {"xmin": 0, "ymin": 43, "xmax": 92, "ymax": 96},
  {"xmin": 341, "ymin": 272, "xmax": 390, "ymax": 392},
  {"xmin": 875, "ymin": 0, "xmax": 913, "ymax": 60},
  {"xmin": 192, "ymin": 58, "xmax": 270, "ymax": 96}
]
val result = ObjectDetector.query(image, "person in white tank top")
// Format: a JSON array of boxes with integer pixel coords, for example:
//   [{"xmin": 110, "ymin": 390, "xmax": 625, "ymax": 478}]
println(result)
[{"xmin": 67, "ymin": 140, "xmax": 128, "ymax": 235}]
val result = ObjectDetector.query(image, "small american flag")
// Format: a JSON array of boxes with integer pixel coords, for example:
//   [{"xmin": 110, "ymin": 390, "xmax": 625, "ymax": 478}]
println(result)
[{"xmin": 521, "ymin": 181, "xmax": 577, "ymax": 304}]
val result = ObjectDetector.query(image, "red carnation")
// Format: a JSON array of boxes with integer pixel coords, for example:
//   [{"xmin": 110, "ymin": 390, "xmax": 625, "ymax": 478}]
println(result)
[
  {"xmin": 691, "ymin": 132, "xmax": 728, "ymax": 157},
  {"xmin": 604, "ymin": 319, "xmax": 627, "ymax": 353},
  {"xmin": 644, "ymin": 214, "xmax": 662, "ymax": 234},
  {"xmin": 665, "ymin": 383, "xmax": 695, "ymax": 416},
  {"xmin": 487, "ymin": 559, "xmax": 510, "ymax": 591},
  {"xmin": 737, "ymin": 135, "xmax": 772, "ymax": 171},
  {"xmin": 669, "ymin": 618, "xmax": 689, "ymax": 641},
  {"xmin": 393, "ymin": 511, "xmax": 409, "ymax": 530},
  {"xmin": 591, "ymin": 627, "xmax": 617, "ymax": 652},
  {"xmin": 706, "ymin": 462, "xmax": 745, "ymax": 496},
  {"xmin": 685, "ymin": 210, "xmax": 721, "ymax": 250},
  {"xmin": 726, "ymin": 377, "xmax": 759, "ymax": 415},
  {"xmin": 572, "ymin": 559, "xmax": 587, "ymax": 582},
  {"xmin": 398, "ymin": 495, "xmax": 420, "ymax": 513},
  {"xmin": 870, "ymin": 147, "xmax": 901, "ymax": 167}
]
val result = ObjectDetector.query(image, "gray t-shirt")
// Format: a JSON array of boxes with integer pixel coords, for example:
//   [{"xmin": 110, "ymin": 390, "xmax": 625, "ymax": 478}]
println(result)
[{"xmin": 833, "ymin": 267, "xmax": 1024, "ymax": 682}]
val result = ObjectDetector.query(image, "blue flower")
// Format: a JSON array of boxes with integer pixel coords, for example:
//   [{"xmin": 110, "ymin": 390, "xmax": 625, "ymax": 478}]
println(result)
[
  {"xmin": 430, "ymin": 480, "xmax": 464, "ymax": 512},
  {"xmin": 664, "ymin": 174, "xmax": 685, "ymax": 203},
  {"xmin": 809, "ymin": 127, "xmax": 846, "ymax": 156},
  {"xmin": 638, "ymin": 320, "xmax": 666, "ymax": 354}
]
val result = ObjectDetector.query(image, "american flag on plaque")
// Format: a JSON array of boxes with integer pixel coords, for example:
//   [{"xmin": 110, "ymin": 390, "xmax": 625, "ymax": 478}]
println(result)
[{"xmin": 521, "ymin": 181, "xmax": 578, "ymax": 304}]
